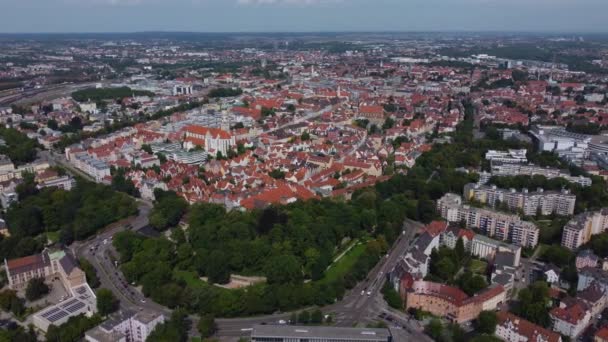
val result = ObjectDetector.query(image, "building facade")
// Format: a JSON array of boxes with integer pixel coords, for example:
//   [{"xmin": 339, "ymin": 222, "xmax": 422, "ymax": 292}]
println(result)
[
  {"xmin": 463, "ymin": 183, "xmax": 576, "ymax": 216},
  {"xmin": 437, "ymin": 193, "xmax": 539, "ymax": 248},
  {"xmin": 496, "ymin": 311, "xmax": 562, "ymax": 342},
  {"xmin": 562, "ymin": 209, "xmax": 608, "ymax": 250}
]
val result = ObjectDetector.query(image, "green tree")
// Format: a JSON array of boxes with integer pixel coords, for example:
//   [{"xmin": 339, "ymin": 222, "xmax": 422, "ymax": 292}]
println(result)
[
  {"xmin": 311, "ymin": 309, "xmax": 323, "ymax": 324},
  {"xmin": 198, "ymin": 314, "xmax": 217, "ymax": 338},
  {"xmin": 298, "ymin": 310, "xmax": 310, "ymax": 324},
  {"xmin": 264, "ymin": 254, "xmax": 302, "ymax": 284},
  {"xmin": 96, "ymin": 288, "xmax": 119, "ymax": 316},
  {"xmin": 207, "ymin": 250, "xmax": 231, "ymax": 284},
  {"xmin": 425, "ymin": 318, "xmax": 443, "ymax": 341},
  {"xmin": 455, "ymin": 237, "xmax": 465, "ymax": 260},
  {"xmin": 381, "ymin": 282, "xmax": 403, "ymax": 309},
  {"xmin": 476, "ymin": 310, "xmax": 498, "ymax": 334},
  {"xmin": 25, "ymin": 277, "xmax": 49, "ymax": 301}
]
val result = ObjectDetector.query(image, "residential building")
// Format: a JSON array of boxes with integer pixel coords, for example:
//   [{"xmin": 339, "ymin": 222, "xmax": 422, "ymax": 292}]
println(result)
[
  {"xmin": 576, "ymin": 249, "xmax": 599, "ymax": 270},
  {"xmin": 437, "ymin": 194, "xmax": 539, "ymax": 248},
  {"xmin": 404, "ymin": 279, "xmax": 505, "ymax": 323},
  {"xmin": 37, "ymin": 175, "xmax": 75, "ymax": 191},
  {"xmin": 578, "ymin": 268, "xmax": 608, "ymax": 293},
  {"xmin": 550, "ymin": 299, "xmax": 592, "ymax": 339},
  {"xmin": 596, "ymin": 326, "xmax": 608, "ymax": 342},
  {"xmin": 463, "ymin": 183, "xmax": 576, "ymax": 216},
  {"xmin": 85, "ymin": 309, "xmax": 165, "ymax": 342},
  {"xmin": 72, "ymin": 153, "xmax": 111, "ymax": 182},
  {"xmin": 440, "ymin": 226, "xmax": 475, "ymax": 251},
  {"xmin": 495, "ymin": 311, "xmax": 562, "ymax": 342},
  {"xmin": 491, "ymin": 162, "xmax": 592, "ymax": 187},
  {"xmin": 562, "ymin": 209, "xmax": 608, "ymax": 250},
  {"xmin": 470, "ymin": 234, "xmax": 521, "ymax": 267},
  {"xmin": 250, "ymin": 325, "xmax": 392, "ymax": 342}
]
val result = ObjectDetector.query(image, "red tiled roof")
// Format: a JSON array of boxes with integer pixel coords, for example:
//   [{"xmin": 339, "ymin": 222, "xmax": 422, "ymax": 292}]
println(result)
[
  {"xmin": 183, "ymin": 125, "xmax": 232, "ymax": 140},
  {"xmin": 596, "ymin": 326, "xmax": 608, "ymax": 341},
  {"xmin": 497, "ymin": 312, "xmax": 561, "ymax": 342},
  {"xmin": 425, "ymin": 221, "xmax": 448, "ymax": 237}
]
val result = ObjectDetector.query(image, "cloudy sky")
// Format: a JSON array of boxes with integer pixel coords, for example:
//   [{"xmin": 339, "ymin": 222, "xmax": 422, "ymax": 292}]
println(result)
[{"xmin": 1, "ymin": 0, "xmax": 606, "ymax": 33}]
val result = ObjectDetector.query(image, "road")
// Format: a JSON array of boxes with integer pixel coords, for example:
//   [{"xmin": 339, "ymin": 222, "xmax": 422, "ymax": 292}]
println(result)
[{"xmin": 39, "ymin": 150, "xmax": 95, "ymax": 182}]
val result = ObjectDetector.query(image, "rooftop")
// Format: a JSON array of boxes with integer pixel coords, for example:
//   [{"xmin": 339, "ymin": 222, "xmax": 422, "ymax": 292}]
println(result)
[{"xmin": 251, "ymin": 325, "xmax": 392, "ymax": 341}]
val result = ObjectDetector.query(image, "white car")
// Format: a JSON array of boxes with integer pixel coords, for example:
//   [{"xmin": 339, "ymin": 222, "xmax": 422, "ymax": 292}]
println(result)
[
  {"xmin": 278, "ymin": 320, "xmax": 286, "ymax": 325},
  {"xmin": 366, "ymin": 291, "xmax": 372, "ymax": 296}
]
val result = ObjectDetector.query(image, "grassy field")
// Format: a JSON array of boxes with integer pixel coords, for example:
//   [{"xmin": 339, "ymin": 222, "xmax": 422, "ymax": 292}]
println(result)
[
  {"xmin": 320, "ymin": 242, "xmax": 366, "ymax": 285},
  {"xmin": 470, "ymin": 259, "xmax": 488, "ymax": 274},
  {"xmin": 46, "ymin": 231, "xmax": 60, "ymax": 243},
  {"xmin": 174, "ymin": 270, "xmax": 209, "ymax": 290}
]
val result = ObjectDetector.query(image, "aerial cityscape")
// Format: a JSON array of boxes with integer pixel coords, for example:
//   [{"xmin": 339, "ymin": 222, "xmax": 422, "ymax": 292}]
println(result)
[{"xmin": 0, "ymin": 2, "xmax": 608, "ymax": 342}]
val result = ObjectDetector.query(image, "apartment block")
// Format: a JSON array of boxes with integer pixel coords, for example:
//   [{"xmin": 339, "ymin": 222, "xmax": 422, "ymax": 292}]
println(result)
[
  {"xmin": 561, "ymin": 209, "xmax": 608, "ymax": 250},
  {"xmin": 491, "ymin": 162, "xmax": 592, "ymax": 187},
  {"xmin": 437, "ymin": 193, "xmax": 539, "ymax": 248},
  {"xmin": 463, "ymin": 183, "xmax": 576, "ymax": 216}
]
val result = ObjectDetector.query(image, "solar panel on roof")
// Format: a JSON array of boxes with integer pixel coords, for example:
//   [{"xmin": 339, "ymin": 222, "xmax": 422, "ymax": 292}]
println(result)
[
  {"xmin": 65, "ymin": 301, "xmax": 85, "ymax": 313},
  {"xmin": 41, "ymin": 307, "xmax": 62, "ymax": 318},
  {"xmin": 48, "ymin": 311, "xmax": 69, "ymax": 323},
  {"xmin": 74, "ymin": 286, "xmax": 87, "ymax": 294},
  {"xmin": 61, "ymin": 299, "xmax": 79, "ymax": 308}
]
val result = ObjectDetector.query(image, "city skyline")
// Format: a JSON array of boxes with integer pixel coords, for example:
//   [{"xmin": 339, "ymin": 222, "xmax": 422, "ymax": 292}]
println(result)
[{"xmin": 1, "ymin": 0, "xmax": 607, "ymax": 33}]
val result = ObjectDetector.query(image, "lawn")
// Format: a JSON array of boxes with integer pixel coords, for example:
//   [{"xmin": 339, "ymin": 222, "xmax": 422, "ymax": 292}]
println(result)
[
  {"xmin": 470, "ymin": 259, "xmax": 487, "ymax": 274},
  {"xmin": 174, "ymin": 270, "xmax": 209, "ymax": 290},
  {"xmin": 46, "ymin": 231, "xmax": 60, "ymax": 243},
  {"xmin": 320, "ymin": 242, "xmax": 366, "ymax": 285}
]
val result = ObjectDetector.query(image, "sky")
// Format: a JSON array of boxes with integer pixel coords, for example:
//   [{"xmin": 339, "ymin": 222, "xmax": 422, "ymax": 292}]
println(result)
[{"xmin": 1, "ymin": 0, "xmax": 607, "ymax": 33}]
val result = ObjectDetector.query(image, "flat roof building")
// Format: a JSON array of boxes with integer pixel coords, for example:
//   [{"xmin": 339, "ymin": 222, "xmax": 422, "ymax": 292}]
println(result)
[{"xmin": 250, "ymin": 325, "xmax": 392, "ymax": 342}]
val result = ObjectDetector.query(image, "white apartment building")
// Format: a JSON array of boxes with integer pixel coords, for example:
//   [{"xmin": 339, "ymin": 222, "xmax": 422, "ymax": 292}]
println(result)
[
  {"xmin": 71, "ymin": 153, "xmax": 111, "ymax": 182},
  {"xmin": 463, "ymin": 183, "xmax": 576, "ymax": 216},
  {"xmin": 485, "ymin": 149, "xmax": 528, "ymax": 164},
  {"xmin": 470, "ymin": 234, "xmax": 521, "ymax": 267},
  {"xmin": 491, "ymin": 162, "xmax": 592, "ymax": 187},
  {"xmin": 550, "ymin": 300, "xmax": 591, "ymax": 339},
  {"xmin": 437, "ymin": 193, "xmax": 539, "ymax": 248},
  {"xmin": 562, "ymin": 209, "xmax": 608, "ymax": 250},
  {"xmin": 85, "ymin": 309, "xmax": 165, "ymax": 342}
]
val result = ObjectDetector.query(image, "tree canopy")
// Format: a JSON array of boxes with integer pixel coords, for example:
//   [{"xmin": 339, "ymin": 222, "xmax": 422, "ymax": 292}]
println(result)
[{"xmin": 2, "ymin": 180, "xmax": 137, "ymax": 260}]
